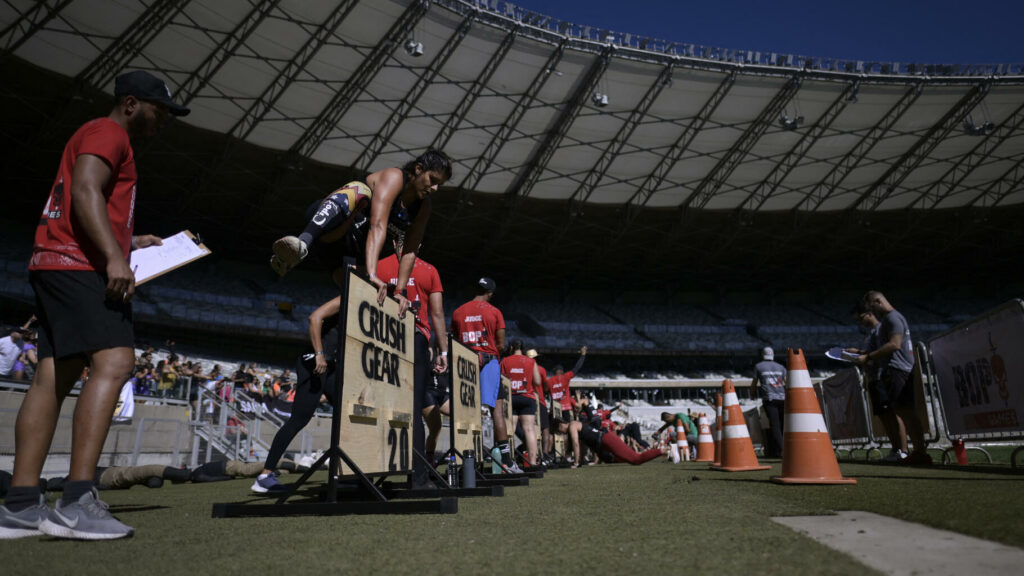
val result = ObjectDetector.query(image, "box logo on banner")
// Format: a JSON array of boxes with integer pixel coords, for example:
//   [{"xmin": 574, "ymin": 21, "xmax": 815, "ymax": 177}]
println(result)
[{"xmin": 930, "ymin": 300, "xmax": 1024, "ymax": 436}]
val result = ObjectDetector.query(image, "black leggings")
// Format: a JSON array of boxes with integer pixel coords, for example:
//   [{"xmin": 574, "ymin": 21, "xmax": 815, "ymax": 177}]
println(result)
[{"xmin": 264, "ymin": 356, "xmax": 337, "ymax": 470}]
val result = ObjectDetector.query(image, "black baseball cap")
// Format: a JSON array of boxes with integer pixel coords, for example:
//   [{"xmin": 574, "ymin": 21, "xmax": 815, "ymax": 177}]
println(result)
[
  {"xmin": 114, "ymin": 70, "xmax": 190, "ymax": 116},
  {"xmin": 478, "ymin": 277, "xmax": 496, "ymax": 292}
]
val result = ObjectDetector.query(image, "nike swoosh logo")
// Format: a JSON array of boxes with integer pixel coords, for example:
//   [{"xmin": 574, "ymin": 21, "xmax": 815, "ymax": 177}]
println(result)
[
  {"xmin": 6, "ymin": 514, "xmax": 42, "ymax": 528},
  {"xmin": 53, "ymin": 508, "xmax": 79, "ymax": 529}
]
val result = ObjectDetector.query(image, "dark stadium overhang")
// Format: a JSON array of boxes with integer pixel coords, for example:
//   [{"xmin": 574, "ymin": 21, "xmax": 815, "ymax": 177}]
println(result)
[{"xmin": 2, "ymin": 0, "xmax": 1023, "ymax": 292}]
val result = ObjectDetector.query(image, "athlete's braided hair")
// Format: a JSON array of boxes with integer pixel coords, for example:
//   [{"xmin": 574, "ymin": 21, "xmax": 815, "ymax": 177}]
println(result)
[{"xmin": 402, "ymin": 149, "xmax": 452, "ymax": 181}]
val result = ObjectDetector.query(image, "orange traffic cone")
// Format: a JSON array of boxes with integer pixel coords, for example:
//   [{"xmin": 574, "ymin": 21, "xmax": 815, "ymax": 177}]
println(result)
[
  {"xmin": 771, "ymin": 349, "xmax": 856, "ymax": 485},
  {"xmin": 695, "ymin": 414, "xmax": 715, "ymax": 462},
  {"xmin": 713, "ymin": 393, "xmax": 723, "ymax": 467},
  {"xmin": 711, "ymin": 379, "xmax": 770, "ymax": 471},
  {"xmin": 676, "ymin": 418, "xmax": 690, "ymax": 462}
]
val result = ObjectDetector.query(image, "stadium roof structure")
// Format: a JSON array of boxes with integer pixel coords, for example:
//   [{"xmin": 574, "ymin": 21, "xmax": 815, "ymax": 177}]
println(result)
[{"xmin": 2, "ymin": 0, "xmax": 1024, "ymax": 292}]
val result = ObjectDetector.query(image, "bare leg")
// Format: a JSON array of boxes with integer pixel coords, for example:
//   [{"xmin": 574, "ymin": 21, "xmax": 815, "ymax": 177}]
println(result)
[
  {"xmin": 423, "ymin": 404, "xmax": 442, "ymax": 458},
  {"xmin": 12, "ymin": 354, "xmax": 86, "ymax": 487},
  {"xmin": 521, "ymin": 415, "xmax": 538, "ymax": 465},
  {"xmin": 897, "ymin": 408, "xmax": 925, "ymax": 454},
  {"xmin": 569, "ymin": 422, "xmax": 582, "ymax": 467},
  {"xmin": 881, "ymin": 411, "xmax": 908, "ymax": 453},
  {"xmin": 493, "ymin": 399, "xmax": 508, "ymax": 442},
  {"xmin": 68, "ymin": 347, "xmax": 135, "ymax": 481}
]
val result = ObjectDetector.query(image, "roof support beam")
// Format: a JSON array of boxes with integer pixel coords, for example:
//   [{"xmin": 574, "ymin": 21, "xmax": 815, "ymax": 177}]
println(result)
[
  {"xmin": 178, "ymin": 0, "xmax": 282, "ymax": 106},
  {"xmin": 683, "ymin": 75, "xmax": 802, "ymax": 213},
  {"xmin": 473, "ymin": 46, "xmax": 613, "ymax": 265},
  {"xmin": 449, "ymin": 37, "xmax": 568, "ymax": 215},
  {"xmin": 504, "ymin": 45, "xmax": 614, "ymax": 201},
  {"xmin": 354, "ymin": 9, "xmax": 476, "ymax": 172},
  {"xmin": 22, "ymin": 0, "xmax": 190, "ymax": 150},
  {"xmin": 736, "ymin": 80, "xmax": 859, "ymax": 212},
  {"xmin": 968, "ymin": 152, "xmax": 1024, "ymax": 208},
  {"xmin": 221, "ymin": 0, "xmax": 360, "ymax": 229},
  {"xmin": 566, "ymin": 61, "xmax": 675, "ymax": 216},
  {"xmin": 230, "ymin": 0, "xmax": 359, "ymax": 141},
  {"xmin": 79, "ymin": 0, "xmax": 191, "ymax": 90},
  {"xmin": 428, "ymin": 24, "xmax": 519, "ymax": 151},
  {"xmin": 793, "ymin": 82, "xmax": 923, "ymax": 212},
  {"xmin": 847, "ymin": 83, "xmax": 989, "ymax": 211},
  {"xmin": 290, "ymin": 0, "xmax": 429, "ymax": 159},
  {"xmin": 621, "ymin": 70, "xmax": 736, "ymax": 227},
  {"xmin": 912, "ymin": 101, "xmax": 1024, "ymax": 210},
  {"xmin": 0, "ymin": 0, "xmax": 73, "ymax": 53}
]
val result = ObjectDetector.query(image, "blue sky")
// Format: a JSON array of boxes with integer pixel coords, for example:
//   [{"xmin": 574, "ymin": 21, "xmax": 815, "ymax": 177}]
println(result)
[{"xmin": 506, "ymin": 0, "xmax": 1021, "ymax": 65}]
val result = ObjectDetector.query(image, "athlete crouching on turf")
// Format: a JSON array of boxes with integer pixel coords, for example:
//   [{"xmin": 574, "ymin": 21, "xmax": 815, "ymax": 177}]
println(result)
[{"xmin": 553, "ymin": 418, "xmax": 663, "ymax": 467}]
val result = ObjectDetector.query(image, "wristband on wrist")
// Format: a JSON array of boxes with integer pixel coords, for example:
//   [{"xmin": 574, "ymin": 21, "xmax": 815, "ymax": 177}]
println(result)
[
  {"xmin": 315, "ymin": 351, "xmax": 324, "ymax": 356},
  {"xmin": 441, "ymin": 351, "xmax": 448, "ymax": 357},
  {"xmin": 397, "ymin": 288, "xmax": 408, "ymax": 297}
]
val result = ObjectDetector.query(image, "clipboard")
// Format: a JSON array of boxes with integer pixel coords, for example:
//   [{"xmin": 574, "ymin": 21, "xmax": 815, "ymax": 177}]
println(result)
[
  {"xmin": 825, "ymin": 346, "xmax": 859, "ymax": 363},
  {"xmin": 131, "ymin": 230, "xmax": 211, "ymax": 286}
]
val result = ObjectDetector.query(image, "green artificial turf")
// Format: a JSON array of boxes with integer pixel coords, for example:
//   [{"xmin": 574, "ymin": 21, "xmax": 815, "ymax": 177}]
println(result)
[{"xmin": 7, "ymin": 459, "xmax": 1024, "ymax": 576}]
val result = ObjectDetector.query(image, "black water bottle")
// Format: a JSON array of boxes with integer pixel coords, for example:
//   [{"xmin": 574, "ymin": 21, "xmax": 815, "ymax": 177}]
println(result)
[{"xmin": 461, "ymin": 450, "xmax": 476, "ymax": 488}]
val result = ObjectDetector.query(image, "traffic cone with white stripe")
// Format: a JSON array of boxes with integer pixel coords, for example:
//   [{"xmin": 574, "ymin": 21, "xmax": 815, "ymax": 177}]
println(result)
[
  {"xmin": 666, "ymin": 426, "xmax": 680, "ymax": 463},
  {"xmin": 771, "ymin": 349, "xmax": 856, "ymax": 485},
  {"xmin": 711, "ymin": 379, "xmax": 770, "ymax": 471},
  {"xmin": 695, "ymin": 414, "xmax": 715, "ymax": 462},
  {"xmin": 713, "ymin": 392, "xmax": 723, "ymax": 467},
  {"xmin": 676, "ymin": 418, "xmax": 690, "ymax": 462}
]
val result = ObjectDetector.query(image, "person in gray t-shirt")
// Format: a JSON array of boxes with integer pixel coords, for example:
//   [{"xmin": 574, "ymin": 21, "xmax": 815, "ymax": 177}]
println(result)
[
  {"xmin": 751, "ymin": 347, "xmax": 786, "ymax": 458},
  {"xmin": 859, "ymin": 291, "xmax": 929, "ymax": 464}
]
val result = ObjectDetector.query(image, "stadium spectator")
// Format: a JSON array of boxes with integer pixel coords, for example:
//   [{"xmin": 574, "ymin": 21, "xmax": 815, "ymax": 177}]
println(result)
[
  {"xmin": 656, "ymin": 410, "xmax": 697, "ymax": 458},
  {"xmin": 847, "ymin": 303, "xmax": 907, "ymax": 462},
  {"xmin": 0, "ymin": 328, "xmax": 27, "ymax": 378},
  {"xmin": 377, "ymin": 239, "xmax": 448, "ymax": 488},
  {"xmin": 750, "ymin": 346, "xmax": 786, "ymax": 458},
  {"xmin": 451, "ymin": 277, "xmax": 517, "ymax": 472},
  {"xmin": 502, "ymin": 339, "xmax": 542, "ymax": 467},
  {"xmin": 858, "ymin": 291, "xmax": 930, "ymax": 464},
  {"xmin": 269, "ymin": 149, "xmax": 452, "ymax": 303},
  {"xmin": 12, "ymin": 332, "xmax": 38, "ymax": 382},
  {"xmin": 253, "ymin": 296, "xmax": 343, "ymax": 493},
  {"xmin": 1, "ymin": 70, "xmax": 187, "ymax": 540}
]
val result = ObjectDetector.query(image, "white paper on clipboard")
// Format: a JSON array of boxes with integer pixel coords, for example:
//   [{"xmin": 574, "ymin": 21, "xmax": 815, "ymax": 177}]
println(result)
[{"xmin": 131, "ymin": 230, "xmax": 211, "ymax": 286}]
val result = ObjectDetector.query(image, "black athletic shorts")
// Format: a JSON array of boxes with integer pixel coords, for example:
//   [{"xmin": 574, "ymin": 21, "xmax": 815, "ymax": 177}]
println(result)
[
  {"xmin": 511, "ymin": 394, "xmax": 537, "ymax": 416},
  {"xmin": 30, "ymin": 270, "xmax": 134, "ymax": 360},
  {"xmin": 425, "ymin": 371, "xmax": 449, "ymax": 409},
  {"xmin": 872, "ymin": 367, "xmax": 914, "ymax": 414},
  {"xmin": 538, "ymin": 404, "xmax": 550, "ymax": 430},
  {"xmin": 561, "ymin": 409, "xmax": 572, "ymax": 422}
]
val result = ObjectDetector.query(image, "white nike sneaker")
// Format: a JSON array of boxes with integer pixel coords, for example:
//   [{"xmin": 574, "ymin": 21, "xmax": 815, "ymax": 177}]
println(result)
[
  {"xmin": 38, "ymin": 488, "xmax": 133, "ymax": 540},
  {"xmin": 0, "ymin": 495, "xmax": 49, "ymax": 539}
]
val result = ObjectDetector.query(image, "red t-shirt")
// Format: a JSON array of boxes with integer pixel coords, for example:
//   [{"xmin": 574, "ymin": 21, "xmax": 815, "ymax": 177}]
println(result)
[
  {"xmin": 547, "ymin": 371, "xmax": 575, "ymax": 410},
  {"xmin": 536, "ymin": 365, "xmax": 548, "ymax": 407},
  {"xmin": 30, "ymin": 117, "xmax": 136, "ymax": 271},
  {"xmin": 376, "ymin": 254, "xmax": 443, "ymax": 340},
  {"xmin": 501, "ymin": 354, "xmax": 536, "ymax": 397},
  {"xmin": 450, "ymin": 300, "xmax": 505, "ymax": 358}
]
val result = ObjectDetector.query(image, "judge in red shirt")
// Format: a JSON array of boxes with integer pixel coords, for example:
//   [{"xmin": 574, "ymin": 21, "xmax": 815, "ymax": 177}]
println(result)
[
  {"xmin": 501, "ymin": 340, "xmax": 542, "ymax": 467},
  {"xmin": 7, "ymin": 71, "xmax": 188, "ymax": 540},
  {"xmin": 377, "ymin": 241, "xmax": 448, "ymax": 487}
]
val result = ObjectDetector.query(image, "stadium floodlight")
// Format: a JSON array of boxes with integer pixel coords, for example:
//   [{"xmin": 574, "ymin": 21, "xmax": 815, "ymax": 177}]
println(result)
[
  {"xmin": 964, "ymin": 119, "xmax": 995, "ymax": 136},
  {"xmin": 779, "ymin": 113, "xmax": 803, "ymax": 131},
  {"xmin": 404, "ymin": 38, "xmax": 423, "ymax": 57},
  {"xmin": 593, "ymin": 92, "xmax": 609, "ymax": 107}
]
